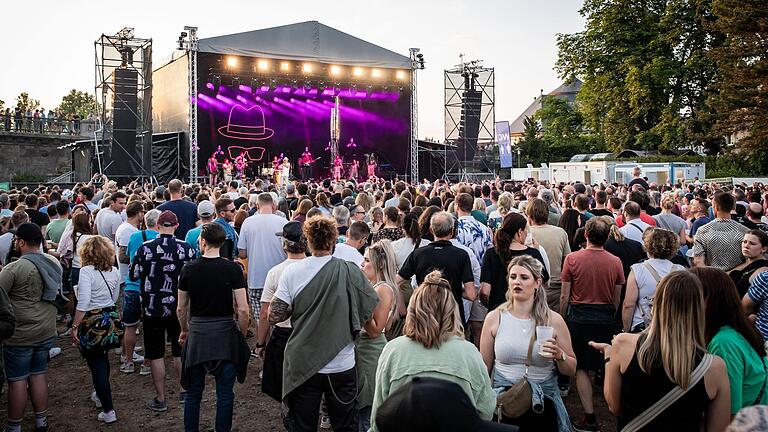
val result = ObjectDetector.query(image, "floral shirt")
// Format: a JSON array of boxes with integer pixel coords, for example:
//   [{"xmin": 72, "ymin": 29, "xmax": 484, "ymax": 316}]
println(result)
[{"xmin": 456, "ymin": 216, "xmax": 493, "ymax": 263}]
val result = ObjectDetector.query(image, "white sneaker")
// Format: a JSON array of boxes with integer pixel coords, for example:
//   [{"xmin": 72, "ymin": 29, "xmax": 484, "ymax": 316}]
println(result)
[
  {"xmin": 120, "ymin": 352, "xmax": 144, "ymax": 364},
  {"xmin": 49, "ymin": 347, "xmax": 62, "ymax": 359},
  {"xmin": 133, "ymin": 345, "xmax": 143, "ymax": 352},
  {"xmin": 90, "ymin": 391, "xmax": 103, "ymax": 408},
  {"xmin": 97, "ymin": 410, "xmax": 117, "ymax": 424},
  {"xmin": 139, "ymin": 365, "xmax": 152, "ymax": 376},
  {"xmin": 120, "ymin": 362, "xmax": 135, "ymax": 374}
]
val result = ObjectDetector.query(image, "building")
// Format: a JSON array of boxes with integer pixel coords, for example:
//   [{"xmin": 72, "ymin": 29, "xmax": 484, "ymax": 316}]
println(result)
[{"xmin": 508, "ymin": 79, "xmax": 582, "ymax": 142}]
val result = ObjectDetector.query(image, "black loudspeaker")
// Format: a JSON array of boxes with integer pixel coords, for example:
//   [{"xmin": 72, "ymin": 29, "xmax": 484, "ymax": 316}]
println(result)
[
  {"xmin": 457, "ymin": 88, "xmax": 482, "ymax": 164},
  {"xmin": 108, "ymin": 68, "xmax": 141, "ymax": 176}
]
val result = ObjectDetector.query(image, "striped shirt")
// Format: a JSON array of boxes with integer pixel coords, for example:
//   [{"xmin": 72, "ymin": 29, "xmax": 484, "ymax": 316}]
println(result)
[{"xmin": 693, "ymin": 218, "xmax": 749, "ymax": 270}]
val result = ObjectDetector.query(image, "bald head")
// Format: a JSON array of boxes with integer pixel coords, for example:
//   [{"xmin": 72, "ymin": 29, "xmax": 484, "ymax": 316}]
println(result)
[{"xmin": 749, "ymin": 202, "xmax": 764, "ymax": 221}]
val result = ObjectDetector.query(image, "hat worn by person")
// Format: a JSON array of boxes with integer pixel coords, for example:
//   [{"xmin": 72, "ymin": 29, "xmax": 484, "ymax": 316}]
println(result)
[
  {"xmin": 276, "ymin": 221, "xmax": 303, "ymax": 244},
  {"xmin": 15, "ymin": 223, "xmax": 44, "ymax": 244},
  {"xmin": 375, "ymin": 377, "xmax": 518, "ymax": 432},
  {"xmin": 197, "ymin": 200, "xmax": 215, "ymax": 218},
  {"xmin": 158, "ymin": 210, "xmax": 179, "ymax": 227}
]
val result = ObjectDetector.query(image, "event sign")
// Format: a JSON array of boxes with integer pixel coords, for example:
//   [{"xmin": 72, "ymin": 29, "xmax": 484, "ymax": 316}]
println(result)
[{"xmin": 495, "ymin": 121, "xmax": 513, "ymax": 168}]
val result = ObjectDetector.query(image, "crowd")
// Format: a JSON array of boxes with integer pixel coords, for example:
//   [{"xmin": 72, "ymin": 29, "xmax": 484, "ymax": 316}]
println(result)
[
  {"xmin": 0, "ymin": 108, "xmax": 92, "ymax": 135},
  {"xmin": 1, "ymin": 166, "xmax": 768, "ymax": 431}
]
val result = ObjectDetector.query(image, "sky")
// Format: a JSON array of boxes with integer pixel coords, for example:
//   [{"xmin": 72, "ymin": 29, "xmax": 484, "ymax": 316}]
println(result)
[{"xmin": 0, "ymin": 0, "xmax": 585, "ymax": 140}]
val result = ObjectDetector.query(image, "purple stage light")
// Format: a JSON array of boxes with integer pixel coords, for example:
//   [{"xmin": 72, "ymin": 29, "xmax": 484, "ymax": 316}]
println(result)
[
  {"xmin": 238, "ymin": 84, "xmax": 252, "ymax": 93},
  {"xmin": 206, "ymin": 82, "xmax": 214, "ymax": 90}
]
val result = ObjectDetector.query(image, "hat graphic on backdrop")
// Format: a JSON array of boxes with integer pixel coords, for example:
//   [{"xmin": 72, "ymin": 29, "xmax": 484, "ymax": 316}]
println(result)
[{"xmin": 218, "ymin": 104, "xmax": 274, "ymax": 140}]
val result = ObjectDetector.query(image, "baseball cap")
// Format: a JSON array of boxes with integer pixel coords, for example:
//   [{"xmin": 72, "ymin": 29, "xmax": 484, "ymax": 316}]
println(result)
[
  {"xmin": 375, "ymin": 377, "xmax": 518, "ymax": 432},
  {"xmin": 275, "ymin": 221, "xmax": 303, "ymax": 243},
  {"xmin": 197, "ymin": 200, "xmax": 215, "ymax": 218},
  {"xmin": 15, "ymin": 223, "xmax": 44, "ymax": 244},
  {"xmin": 158, "ymin": 210, "xmax": 179, "ymax": 227}
]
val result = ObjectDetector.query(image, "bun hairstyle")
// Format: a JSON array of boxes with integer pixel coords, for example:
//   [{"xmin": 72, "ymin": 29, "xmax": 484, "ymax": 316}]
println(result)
[
  {"xmin": 404, "ymin": 270, "xmax": 464, "ymax": 349},
  {"xmin": 494, "ymin": 213, "xmax": 528, "ymax": 265}
]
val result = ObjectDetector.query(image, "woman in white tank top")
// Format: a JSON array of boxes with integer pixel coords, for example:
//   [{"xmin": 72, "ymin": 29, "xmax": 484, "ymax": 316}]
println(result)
[
  {"xmin": 622, "ymin": 228, "xmax": 685, "ymax": 333},
  {"xmin": 479, "ymin": 255, "xmax": 576, "ymax": 431}
]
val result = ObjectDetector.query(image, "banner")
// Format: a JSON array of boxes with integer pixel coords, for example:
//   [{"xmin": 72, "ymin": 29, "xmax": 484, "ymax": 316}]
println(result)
[{"xmin": 495, "ymin": 121, "xmax": 513, "ymax": 168}]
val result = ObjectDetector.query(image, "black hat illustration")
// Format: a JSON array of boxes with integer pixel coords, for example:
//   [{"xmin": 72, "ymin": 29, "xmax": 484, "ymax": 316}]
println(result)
[{"xmin": 218, "ymin": 104, "xmax": 274, "ymax": 140}]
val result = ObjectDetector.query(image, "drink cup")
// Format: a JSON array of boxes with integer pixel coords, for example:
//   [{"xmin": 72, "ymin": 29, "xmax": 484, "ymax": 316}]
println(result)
[{"xmin": 536, "ymin": 326, "xmax": 555, "ymax": 357}]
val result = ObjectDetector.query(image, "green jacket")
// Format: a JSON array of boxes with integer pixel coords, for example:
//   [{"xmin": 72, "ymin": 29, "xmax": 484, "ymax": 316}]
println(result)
[{"xmin": 282, "ymin": 257, "xmax": 378, "ymax": 398}]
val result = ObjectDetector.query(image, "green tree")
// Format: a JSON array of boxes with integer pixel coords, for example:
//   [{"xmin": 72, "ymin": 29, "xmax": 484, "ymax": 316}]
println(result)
[
  {"xmin": 707, "ymin": 0, "xmax": 768, "ymax": 171},
  {"xmin": 57, "ymin": 89, "xmax": 97, "ymax": 118},
  {"xmin": 15, "ymin": 92, "xmax": 40, "ymax": 113},
  {"xmin": 535, "ymin": 95, "xmax": 602, "ymax": 159},
  {"xmin": 517, "ymin": 116, "xmax": 545, "ymax": 166}
]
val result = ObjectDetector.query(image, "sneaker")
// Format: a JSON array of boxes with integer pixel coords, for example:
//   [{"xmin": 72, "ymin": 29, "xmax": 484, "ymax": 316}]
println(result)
[
  {"xmin": 120, "ymin": 352, "xmax": 144, "ymax": 364},
  {"xmin": 97, "ymin": 410, "xmax": 117, "ymax": 424},
  {"xmin": 319, "ymin": 415, "xmax": 331, "ymax": 429},
  {"xmin": 120, "ymin": 362, "xmax": 135, "ymax": 374},
  {"xmin": 134, "ymin": 345, "xmax": 143, "ymax": 352},
  {"xmin": 48, "ymin": 347, "xmax": 62, "ymax": 359},
  {"xmin": 139, "ymin": 365, "xmax": 152, "ymax": 376},
  {"xmin": 573, "ymin": 416, "xmax": 600, "ymax": 432},
  {"xmin": 91, "ymin": 390, "xmax": 103, "ymax": 409},
  {"xmin": 179, "ymin": 391, "xmax": 187, "ymax": 404},
  {"xmin": 146, "ymin": 398, "xmax": 168, "ymax": 412},
  {"xmin": 559, "ymin": 383, "xmax": 570, "ymax": 398},
  {"xmin": 58, "ymin": 328, "xmax": 72, "ymax": 337}
]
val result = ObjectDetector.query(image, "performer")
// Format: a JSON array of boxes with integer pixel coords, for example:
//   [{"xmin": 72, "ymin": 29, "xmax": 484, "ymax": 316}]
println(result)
[
  {"xmin": 234, "ymin": 152, "xmax": 247, "ymax": 180},
  {"xmin": 222, "ymin": 158, "xmax": 233, "ymax": 182},
  {"xmin": 280, "ymin": 157, "xmax": 291, "ymax": 188},
  {"xmin": 272, "ymin": 155, "xmax": 281, "ymax": 185},
  {"xmin": 350, "ymin": 159, "xmax": 359, "ymax": 180},
  {"xmin": 299, "ymin": 147, "xmax": 313, "ymax": 181},
  {"xmin": 367, "ymin": 155, "xmax": 377, "ymax": 180},
  {"xmin": 207, "ymin": 154, "xmax": 219, "ymax": 185},
  {"xmin": 332, "ymin": 155, "xmax": 343, "ymax": 182}
]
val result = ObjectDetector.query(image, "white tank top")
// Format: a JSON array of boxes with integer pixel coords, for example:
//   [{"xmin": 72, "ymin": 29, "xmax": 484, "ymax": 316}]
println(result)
[
  {"xmin": 630, "ymin": 259, "xmax": 684, "ymax": 329},
  {"xmin": 493, "ymin": 311, "xmax": 555, "ymax": 384}
]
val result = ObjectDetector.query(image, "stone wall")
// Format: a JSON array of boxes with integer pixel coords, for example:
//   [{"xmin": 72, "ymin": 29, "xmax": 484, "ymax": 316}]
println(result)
[{"xmin": 0, "ymin": 134, "xmax": 78, "ymax": 182}]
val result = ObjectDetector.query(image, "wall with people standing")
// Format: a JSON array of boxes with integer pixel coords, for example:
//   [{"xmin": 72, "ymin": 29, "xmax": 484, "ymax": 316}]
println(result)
[{"xmin": 0, "ymin": 134, "xmax": 75, "ymax": 182}]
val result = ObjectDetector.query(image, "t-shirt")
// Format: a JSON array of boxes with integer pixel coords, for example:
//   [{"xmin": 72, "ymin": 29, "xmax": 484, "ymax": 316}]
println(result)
[
  {"xmin": 605, "ymin": 237, "xmax": 646, "ymax": 279},
  {"xmin": 480, "ymin": 247, "xmax": 550, "ymax": 311},
  {"xmin": 653, "ymin": 213, "xmax": 686, "ymax": 235},
  {"xmin": 157, "ymin": 199, "xmax": 199, "ymax": 239},
  {"xmin": 693, "ymin": 218, "xmax": 749, "ymax": 270},
  {"xmin": 44, "ymin": 218, "xmax": 68, "ymax": 244},
  {"xmin": 399, "ymin": 240, "xmax": 474, "ymax": 322},
  {"xmin": 274, "ymin": 255, "xmax": 355, "ymax": 373},
  {"xmin": 747, "ymin": 272, "xmax": 768, "ymax": 340},
  {"xmin": 179, "ymin": 257, "xmax": 246, "ymax": 317},
  {"xmin": 237, "ymin": 213, "xmax": 288, "ymax": 289},
  {"xmin": 590, "ymin": 208, "xmax": 613, "ymax": 218},
  {"xmin": 456, "ymin": 215, "xmax": 493, "ymax": 263},
  {"xmin": 619, "ymin": 219, "xmax": 652, "ymax": 244},
  {"xmin": 114, "ymin": 222, "xmax": 138, "ymax": 282},
  {"xmin": 95, "ymin": 208, "xmax": 124, "ymax": 241},
  {"xmin": 333, "ymin": 242, "xmax": 364, "ymax": 266},
  {"xmin": 131, "ymin": 234, "xmax": 195, "ymax": 317},
  {"xmin": 529, "ymin": 224, "xmax": 571, "ymax": 287},
  {"xmin": 707, "ymin": 326, "xmax": 768, "ymax": 414},
  {"xmin": 261, "ymin": 258, "xmax": 303, "ymax": 328},
  {"xmin": 185, "ymin": 225, "xmax": 203, "ymax": 257},
  {"xmin": 561, "ymin": 248, "xmax": 625, "ymax": 305},
  {"xmin": 690, "ymin": 216, "xmax": 711, "ymax": 237},
  {"xmin": 25, "ymin": 209, "xmax": 50, "ymax": 228},
  {"xmin": 125, "ymin": 229, "xmax": 158, "ymax": 292},
  {"xmin": 0, "ymin": 255, "xmax": 59, "ymax": 345}
]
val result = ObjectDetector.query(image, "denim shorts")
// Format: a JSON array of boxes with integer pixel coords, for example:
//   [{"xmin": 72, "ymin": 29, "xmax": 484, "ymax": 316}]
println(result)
[
  {"xmin": 3, "ymin": 336, "xmax": 56, "ymax": 382},
  {"xmin": 122, "ymin": 290, "xmax": 142, "ymax": 326}
]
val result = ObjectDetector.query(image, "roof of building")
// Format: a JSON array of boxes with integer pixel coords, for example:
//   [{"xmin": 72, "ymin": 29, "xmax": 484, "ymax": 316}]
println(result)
[
  {"xmin": 197, "ymin": 21, "xmax": 412, "ymax": 69},
  {"xmin": 509, "ymin": 78, "xmax": 583, "ymax": 135}
]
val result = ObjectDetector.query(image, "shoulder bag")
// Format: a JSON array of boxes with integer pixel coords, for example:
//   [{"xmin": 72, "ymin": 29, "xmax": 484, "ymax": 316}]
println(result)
[
  {"xmin": 76, "ymin": 270, "xmax": 125, "ymax": 355},
  {"xmin": 621, "ymin": 353, "xmax": 713, "ymax": 432},
  {"xmin": 496, "ymin": 315, "xmax": 536, "ymax": 419}
]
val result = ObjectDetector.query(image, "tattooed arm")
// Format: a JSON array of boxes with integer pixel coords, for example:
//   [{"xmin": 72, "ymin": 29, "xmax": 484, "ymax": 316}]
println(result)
[{"xmin": 268, "ymin": 298, "xmax": 292, "ymax": 325}]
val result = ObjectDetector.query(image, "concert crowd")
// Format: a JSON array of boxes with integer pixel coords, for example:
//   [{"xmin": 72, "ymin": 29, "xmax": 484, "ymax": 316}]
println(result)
[{"xmin": 1, "ymin": 166, "xmax": 768, "ymax": 432}]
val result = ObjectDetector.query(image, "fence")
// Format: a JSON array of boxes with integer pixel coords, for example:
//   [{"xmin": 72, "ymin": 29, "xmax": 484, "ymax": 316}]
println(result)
[{"xmin": 0, "ymin": 114, "xmax": 96, "ymax": 137}]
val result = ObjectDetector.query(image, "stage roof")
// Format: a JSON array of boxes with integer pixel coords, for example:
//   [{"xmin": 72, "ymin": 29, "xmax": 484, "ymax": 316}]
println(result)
[{"xmin": 198, "ymin": 21, "xmax": 412, "ymax": 69}]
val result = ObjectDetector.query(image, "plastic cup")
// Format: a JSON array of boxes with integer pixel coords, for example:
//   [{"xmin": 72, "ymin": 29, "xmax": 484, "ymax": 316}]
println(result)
[{"xmin": 536, "ymin": 326, "xmax": 555, "ymax": 357}]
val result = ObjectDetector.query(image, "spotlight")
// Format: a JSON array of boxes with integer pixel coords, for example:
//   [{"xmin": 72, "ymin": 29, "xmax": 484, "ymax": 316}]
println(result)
[
  {"xmin": 257, "ymin": 59, "xmax": 269, "ymax": 71},
  {"xmin": 396, "ymin": 70, "xmax": 406, "ymax": 80},
  {"xmin": 291, "ymin": 80, "xmax": 299, "ymax": 90},
  {"xmin": 303, "ymin": 64, "xmax": 312, "ymax": 74},
  {"xmin": 226, "ymin": 56, "xmax": 238, "ymax": 68},
  {"xmin": 330, "ymin": 65, "xmax": 342, "ymax": 76},
  {"xmin": 280, "ymin": 62, "xmax": 291, "ymax": 72},
  {"xmin": 371, "ymin": 69, "xmax": 381, "ymax": 78},
  {"xmin": 353, "ymin": 67, "xmax": 363, "ymax": 77}
]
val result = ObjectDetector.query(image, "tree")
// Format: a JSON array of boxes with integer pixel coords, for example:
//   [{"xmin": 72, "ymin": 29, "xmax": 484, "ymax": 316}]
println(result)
[
  {"xmin": 57, "ymin": 89, "xmax": 97, "ymax": 118},
  {"xmin": 535, "ymin": 95, "xmax": 602, "ymax": 159},
  {"xmin": 708, "ymin": 0, "xmax": 768, "ymax": 171},
  {"xmin": 517, "ymin": 116, "xmax": 545, "ymax": 165},
  {"xmin": 15, "ymin": 92, "xmax": 40, "ymax": 113}
]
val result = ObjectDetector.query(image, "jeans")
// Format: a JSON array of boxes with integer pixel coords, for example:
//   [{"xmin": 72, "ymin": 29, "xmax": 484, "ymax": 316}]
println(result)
[
  {"xmin": 85, "ymin": 350, "xmax": 113, "ymax": 412},
  {"xmin": 358, "ymin": 405, "xmax": 372, "ymax": 432},
  {"xmin": 287, "ymin": 368, "xmax": 358, "ymax": 432},
  {"xmin": 184, "ymin": 361, "xmax": 237, "ymax": 432}
]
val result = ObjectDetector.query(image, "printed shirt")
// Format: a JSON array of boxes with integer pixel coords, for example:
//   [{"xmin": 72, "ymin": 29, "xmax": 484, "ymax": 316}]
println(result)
[
  {"xmin": 456, "ymin": 215, "xmax": 493, "ymax": 263},
  {"xmin": 693, "ymin": 218, "xmax": 749, "ymax": 270},
  {"xmin": 130, "ymin": 233, "xmax": 195, "ymax": 318},
  {"xmin": 747, "ymin": 272, "xmax": 768, "ymax": 341}
]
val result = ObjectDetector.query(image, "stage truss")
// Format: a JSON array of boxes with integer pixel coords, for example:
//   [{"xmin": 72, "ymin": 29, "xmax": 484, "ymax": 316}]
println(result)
[
  {"xmin": 94, "ymin": 27, "xmax": 153, "ymax": 180},
  {"xmin": 444, "ymin": 58, "xmax": 496, "ymax": 180},
  {"xmin": 178, "ymin": 26, "xmax": 199, "ymax": 183}
]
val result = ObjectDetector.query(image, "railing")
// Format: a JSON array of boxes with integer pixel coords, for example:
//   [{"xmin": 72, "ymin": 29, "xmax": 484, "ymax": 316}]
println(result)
[
  {"xmin": 0, "ymin": 115, "xmax": 97, "ymax": 137},
  {"xmin": 47, "ymin": 171, "xmax": 75, "ymax": 184}
]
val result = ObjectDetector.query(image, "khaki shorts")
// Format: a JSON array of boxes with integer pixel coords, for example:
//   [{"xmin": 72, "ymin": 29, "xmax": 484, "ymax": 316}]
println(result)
[{"xmin": 468, "ymin": 299, "xmax": 488, "ymax": 322}]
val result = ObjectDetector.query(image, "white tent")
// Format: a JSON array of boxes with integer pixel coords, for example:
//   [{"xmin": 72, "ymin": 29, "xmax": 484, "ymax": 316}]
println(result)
[{"xmin": 198, "ymin": 21, "xmax": 411, "ymax": 69}]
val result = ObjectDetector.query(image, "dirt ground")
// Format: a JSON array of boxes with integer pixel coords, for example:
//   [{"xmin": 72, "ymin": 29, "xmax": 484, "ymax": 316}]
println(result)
[{"xmin": 0, "ymin": 328, "xmax": 616, "ymax": 431}]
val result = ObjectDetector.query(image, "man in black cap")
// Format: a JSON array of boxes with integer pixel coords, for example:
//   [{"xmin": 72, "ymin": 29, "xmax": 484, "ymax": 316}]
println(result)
[
  {"xmin": 0, "ymin": 223, "xmax": 62, "ymax": 432},
  {"xmin": 130, "ymin": 210, "xmax": 196, "ymax": 412}
]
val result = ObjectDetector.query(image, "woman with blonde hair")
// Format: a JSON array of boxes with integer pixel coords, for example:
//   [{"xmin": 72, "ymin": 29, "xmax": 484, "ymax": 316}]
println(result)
[
  {"xmin": 71, "ymin": 236, "xmax": 122, "ymax": 424},
  {"xmin": 370, "ymin": 271, "xmax": 496, "ymax": 430},
  {"xmin": 591, "ymin": 271, "xmax": 731, "ymax": 432},
  {"xmin": 480, "ymin": 256, "xmax": 575, "ymax": 430},
  {"xmin": 315, "ymin": 192, "xmax": 332, "ymax": 217},
  {"xmin": 368, "ymin": 206, "xmax": 384, "ymax": 234},
  {"xmin": 355, "ymin": 192, "xmax": 373, "ymax": 215},
  {"xmin": 357, "ymin": 240, "xmax": 398, "ymax": 431},
  {"xmin": 653, "ymin": 194, "xmax": 687, "ymax": 248}
]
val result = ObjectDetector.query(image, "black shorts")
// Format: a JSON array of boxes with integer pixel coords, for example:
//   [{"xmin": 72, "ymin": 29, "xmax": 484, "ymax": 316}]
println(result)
[
  {"xmin": 567, "ymin": 320, "xmax": 618, "ymax": 372},
  {"xmin": 143, "ymin": 315, "xmax": 182, "ymax": 360}
]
